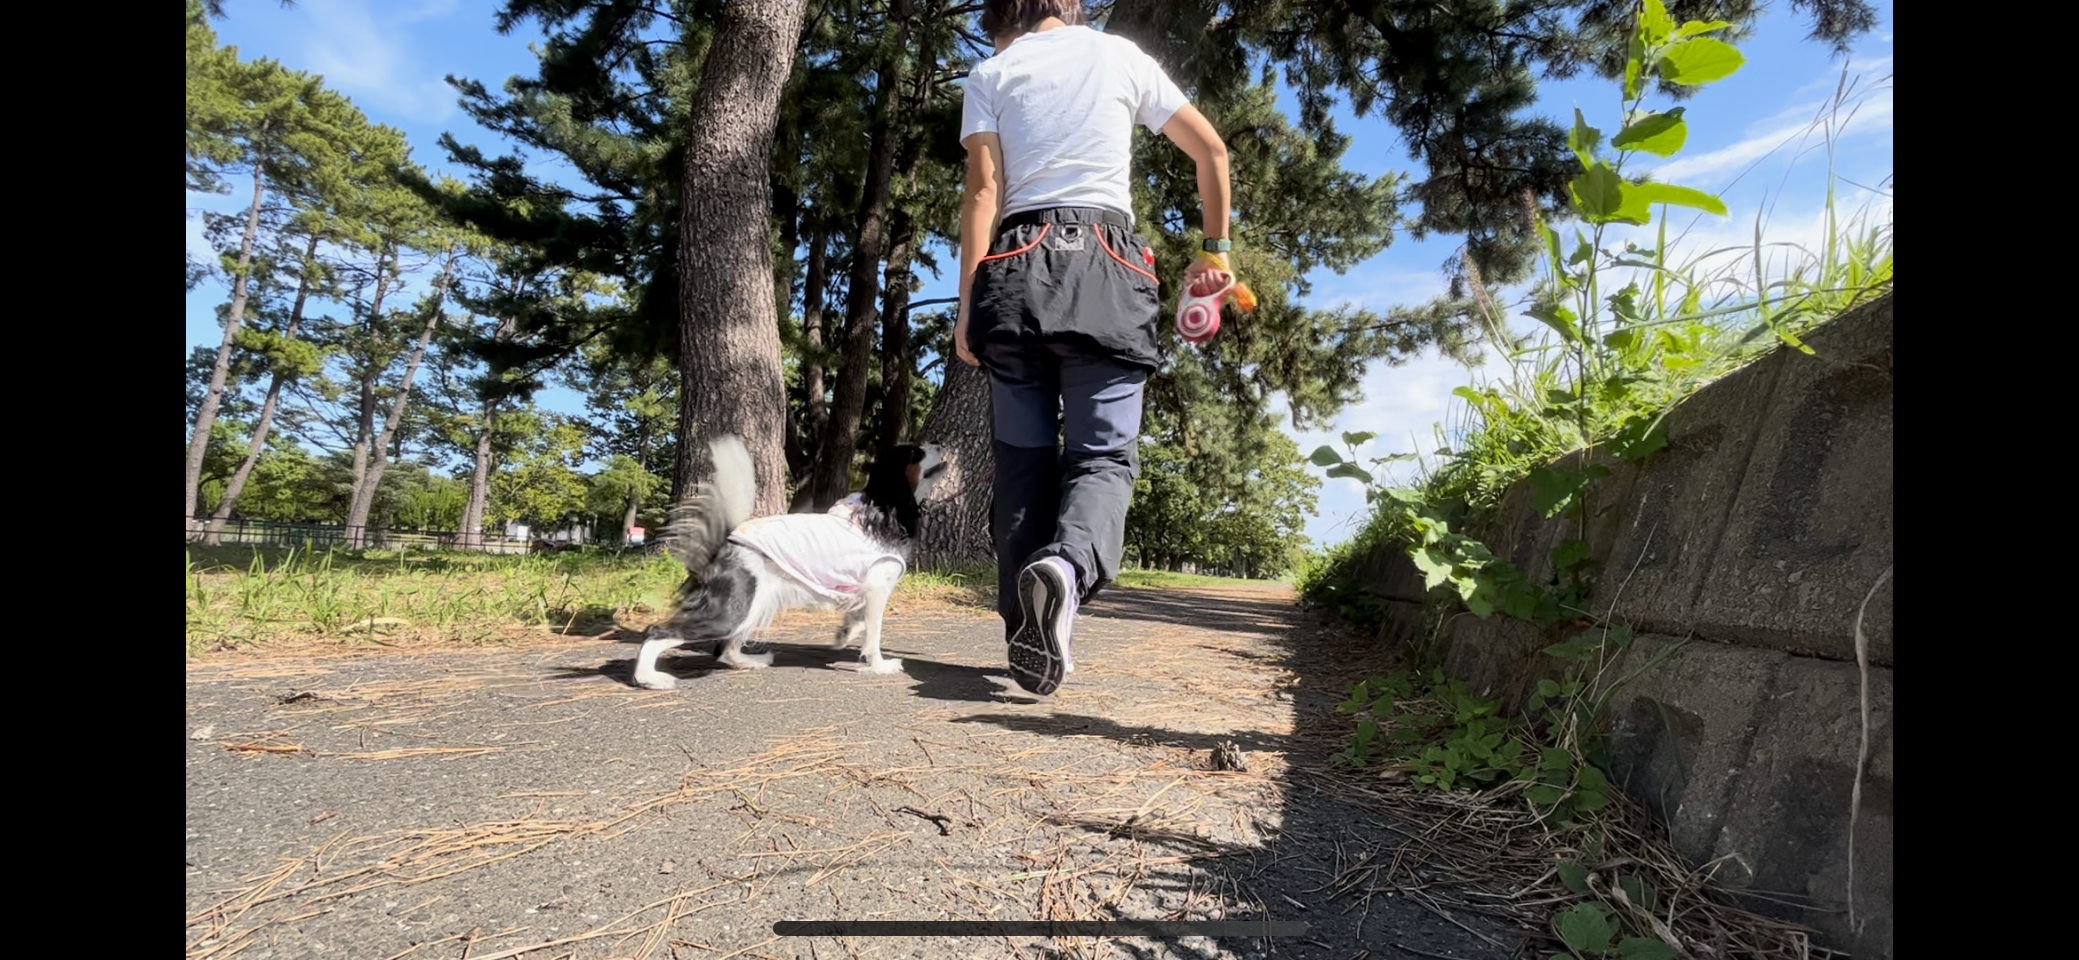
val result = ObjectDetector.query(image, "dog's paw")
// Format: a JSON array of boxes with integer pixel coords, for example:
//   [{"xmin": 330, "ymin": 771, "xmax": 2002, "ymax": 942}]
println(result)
[
  {"xmin": 632, "ymin": 673, "xmax": 678, "ymax": 691},
  {"xmin": 721, "ymin": 651, "xmax": 775, "ymax": 669},
  {"xmin": 863, "ymin": 657, "xmax": 906, "ymax": 675}
]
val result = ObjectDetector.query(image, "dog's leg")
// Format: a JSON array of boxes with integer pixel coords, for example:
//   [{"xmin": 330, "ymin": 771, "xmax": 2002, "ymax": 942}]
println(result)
[
  {"xmin": 832, "ymin": 610, "xmax": 864, "ymax": 649},
  {"xmin": 716, "ymin": 630, "xmax": 775, "ymax": 669},
  {"xmin": 632, "ymin": 632, "xmax": 692, "ymax": 690},
  {"xmin": 854, "ymin": 563, "xmax": 906, "ymax": 675}
]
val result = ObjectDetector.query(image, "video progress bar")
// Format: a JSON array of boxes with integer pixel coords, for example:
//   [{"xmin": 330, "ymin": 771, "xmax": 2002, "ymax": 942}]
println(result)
[{"xmin": 773, "ymin": 920, "xmax": 1307, "ymax": 937}]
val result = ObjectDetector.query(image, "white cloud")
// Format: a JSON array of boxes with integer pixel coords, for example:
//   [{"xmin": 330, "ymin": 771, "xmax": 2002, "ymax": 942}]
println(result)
[
  {"xmin": 296, "ymin": 0, "xmax": 460, "ymax": 124},
  {"xmin": 1647, "ymin": 59, "xmax": 1892, "ymax": 188}
]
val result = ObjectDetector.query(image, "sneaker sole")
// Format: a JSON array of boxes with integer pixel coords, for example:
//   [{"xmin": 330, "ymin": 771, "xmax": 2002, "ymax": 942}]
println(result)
[{"xmin": 1008, "ymin": 563, "xmax": 1070, "ymax": 695}]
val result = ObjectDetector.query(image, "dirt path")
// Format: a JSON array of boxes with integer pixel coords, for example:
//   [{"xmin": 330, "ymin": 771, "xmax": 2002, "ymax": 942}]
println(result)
[{"xmin": 186, "ymin": 582, "xmax": 1535, "ymax": 960}]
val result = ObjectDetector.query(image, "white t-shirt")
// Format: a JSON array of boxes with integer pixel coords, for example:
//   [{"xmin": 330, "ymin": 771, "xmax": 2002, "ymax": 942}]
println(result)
[
  {"xmin": 959, "ymin": 25, "xmax": 1189, "ymax": 225},
  {"xmin": 726, "ymin": 496, "xmax": 906, "ymax": 604}
]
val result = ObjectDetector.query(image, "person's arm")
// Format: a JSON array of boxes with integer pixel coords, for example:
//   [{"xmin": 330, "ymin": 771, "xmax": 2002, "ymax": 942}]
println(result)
[
  {"xmin": 955, "ymin": 132, "xmax": 1005, "ymax": 368},
  {"xmin": 1159, "ymin": 103, "xmax": 1233, "ymax": 291}
]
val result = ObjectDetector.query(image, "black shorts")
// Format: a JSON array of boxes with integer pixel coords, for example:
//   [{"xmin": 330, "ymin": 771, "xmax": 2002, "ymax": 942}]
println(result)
[{"xmin": 965, "ymin": 206, "xmax": 1164, "ymax": 372}]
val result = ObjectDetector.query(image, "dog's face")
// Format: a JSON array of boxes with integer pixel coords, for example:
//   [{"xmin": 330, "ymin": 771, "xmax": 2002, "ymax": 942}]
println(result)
[{"xmin": 905, "ymin": 444, "xmax": 948, "ymax": 501}]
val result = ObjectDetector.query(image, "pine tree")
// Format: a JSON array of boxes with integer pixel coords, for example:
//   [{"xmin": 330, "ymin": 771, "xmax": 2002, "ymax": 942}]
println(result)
[{"xmin": 183, "ymin": 7, "xmax": 374, "ymax": 535}]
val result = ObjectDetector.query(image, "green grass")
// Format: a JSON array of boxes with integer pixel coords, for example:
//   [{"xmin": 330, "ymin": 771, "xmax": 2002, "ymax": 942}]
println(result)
[
  {"xmin": 1115, "ymin": 568, "xmax": 1269, "ymax": 589},
  {"xmin": 183, "ymin": 545, "xmax": 1020, "ymax": 657}
]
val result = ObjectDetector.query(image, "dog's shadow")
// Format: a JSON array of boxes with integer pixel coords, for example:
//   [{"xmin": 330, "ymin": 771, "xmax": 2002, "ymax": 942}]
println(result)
[{"xmin": 562, "ymin": 633, "xmax": 1033, "ymax": 705}]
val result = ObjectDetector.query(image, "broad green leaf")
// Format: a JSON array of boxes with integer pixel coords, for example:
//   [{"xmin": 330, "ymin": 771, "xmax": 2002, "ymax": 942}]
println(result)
[
  {"xmin": 1620, "ymin": 874, "xmax": 1661, "ymax": 912},
  {"xmin": 1309, "ymin": 445, "xmax": 1343, "ymax": 467},
  {"xmin": 1552, "ymin": 538, "xmax": 1591, "ymax": 571},
  {"xmin": 1555, "ymin": 903, "xmax": 1617, "ymax": 954},
  {"xmin": 1529, "ymin": 466, "xmax": 1592, "ymax": 517},
  {"xmin": 1528, "ymin": 302, "xmax": 1581, "ymax": 343},
  {"xmin": 1618, "ymin": 938, "xmax": 1679, "ymax": 960},
  {"xmin": 1412, "ymin": 547, "xmax": 1453, "ymax": 590},
  {"xmin": 1638, "ymin": 0, "xmax": 1675, "ymax": 44},
  {"xmin": 1604, "ymin": 329, "xmax": 1639, "ymax": 351},
  {"xmin": 1342, "ymin": 430, "xmax": 1378, "ymax": 448},
  {"xmin": 1629, "ymin": 181, "xmax": 1729, "ymax": 216},
  {"xmin": 1335, "ymin": 680, "xmax": 1370, "ymax": 713},
  {"xmin": 1610, "ymin": 415, "xmax": 1670, "ymax": 461},
  {"xmin": 1611, "ymin": 109, "xmax": 1688, "ymax": 157},
  {"xmin": 1568, "ymin": 108, "xmax": 1602, "ymax": 168},
  {"xmin": 1658, "ymin": 37, "xmax": 1744, "ymax": 85},
  {"xmin": 1569, "ymin": 163, "xmax": 1625, "ymax": 219},
  {"xmin": 1556, "ymin": 859, "xmax": 1591, "ymax": 894},
  {"xmin": 1677, "ymin": 18, "xmax": 1732, "ymax": 36},
  {"xmin": 1624, "ymin": 31, "xmax": 1647, "ymax": 99},
  {"xmin": 1568, "ymin": 233, "xmax": 1594, "ymax": 266},
  {"xmin": 1326, "ymin": 462, "xmax": 1375, "ymax": 485},
  {"xmin": 1371, "ymin": 452, "xmax": 1420, "ymax": 464}
]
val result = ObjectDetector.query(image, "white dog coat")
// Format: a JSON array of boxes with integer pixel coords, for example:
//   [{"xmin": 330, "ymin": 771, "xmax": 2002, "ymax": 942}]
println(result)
[{"xmin": 725, "ymin": 494, "xmax": 907, "ymax": 604}]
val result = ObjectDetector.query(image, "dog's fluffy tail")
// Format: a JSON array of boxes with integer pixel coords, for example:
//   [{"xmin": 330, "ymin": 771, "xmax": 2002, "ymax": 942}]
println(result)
[{"xmin": 661, "ymin": 435, "xmax": 756, "ymax": 582}]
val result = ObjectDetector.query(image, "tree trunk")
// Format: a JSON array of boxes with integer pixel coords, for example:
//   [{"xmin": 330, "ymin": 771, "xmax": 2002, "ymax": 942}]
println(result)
[
  {"xmin": 914, "ymin": 354, "xmax": 996, "ymax": 568},
  {"xmin": 802, "ymin": 227, "xmax": 830, "ymax": 438},
  {"xmin": 461, "ymin": 399, "xmax": 497, "ymax": 549},
  {"xmin": 346, "ymin": 246, "xmax": 455, "ymax": 546},
  {"xmin": 877, "ymin": 211, "xmax": 918, "ymax": 450},
  {"xmin": 674, "ymin": 0, "xmax": 810, "ymax": 517},
  {"xmin": 204, "ymin": 231, "xmax": 320, "ymax": 545},
  {"xmin": 184, "ymin": 161, "xmax": 267, "ymax": 537},
  {"xmin": 621, "ymin": 492, "xmax": 641, "ymax": 544},
  {"xmin": 786, "ymin": 227, "xmax": 830, "ymax": 513},
  {"xmin": 345, "ymin": 252, "xmax": 393, "ymax": 548},
  {"xmin": 809, "ymin": 0, "xmax": 910, "ymax": 509}
]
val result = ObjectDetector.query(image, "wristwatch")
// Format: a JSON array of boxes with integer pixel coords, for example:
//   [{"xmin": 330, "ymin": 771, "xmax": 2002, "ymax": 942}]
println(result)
[{"xmin": 1201, "ymin": 237, "xmax": 1231, "ymax": 253}]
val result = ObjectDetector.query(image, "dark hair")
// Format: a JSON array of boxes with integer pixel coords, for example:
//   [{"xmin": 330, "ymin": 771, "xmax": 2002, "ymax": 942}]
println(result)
[
  {"xmin": 859, "ymin": 444, "xmax": 930, "ymax": 542},
  {"xmin": 980, "ymin": 0, "xmax": 1083, "ymax": 40}
]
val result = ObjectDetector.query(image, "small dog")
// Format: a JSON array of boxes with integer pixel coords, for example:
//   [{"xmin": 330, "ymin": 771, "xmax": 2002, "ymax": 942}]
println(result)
[{"xmin": 629, "ymin": 434, "xmax": 947, "ymax": 689}]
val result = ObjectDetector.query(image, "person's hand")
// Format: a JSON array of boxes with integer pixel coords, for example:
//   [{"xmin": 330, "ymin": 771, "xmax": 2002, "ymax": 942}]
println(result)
[
  {"xmin": 954, "ymin": 303, "xmax": 981, "ymax": 367},
  {"xmin": 1183, "ymin": 251, "xmax": 1233, "ymax": 297}
]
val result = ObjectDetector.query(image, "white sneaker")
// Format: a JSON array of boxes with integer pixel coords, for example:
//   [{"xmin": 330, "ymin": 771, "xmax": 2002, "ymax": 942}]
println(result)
[{"xmin": 1008, "ymin": 557, "xmax": 1078, "ymax": 695}]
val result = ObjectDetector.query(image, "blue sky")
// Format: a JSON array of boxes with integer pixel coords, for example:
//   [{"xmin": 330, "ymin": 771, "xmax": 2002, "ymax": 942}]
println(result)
[{"xmin": 186, "ymin": 0, "xmax": 1893, "ymax": 549}]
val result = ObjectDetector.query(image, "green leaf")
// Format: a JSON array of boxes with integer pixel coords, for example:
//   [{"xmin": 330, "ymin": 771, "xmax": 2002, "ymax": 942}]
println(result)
[
  {"xmin": 1556, "ymin": 859, "xmax": 1591, "ymax": 895},
  {"xmin": 1568, "ymin": 232, "xmax": 1594, "ymax": 266},
  {"xmin": 1618, "ymin": 938, "xmax": 1678, "ymax": 960},
  {"xmin": 1569, "ymin": 163, "xmax": 1626, "ymax": 219},
  {"xmin": 1620, "ymin": 874, "xmax": 1661, "ymax": 912},
  {"xmin": 1411, "ymin": 547, "xmax": 1454, "ymax": 590},
  {"xmin": 1528, "ymin": 302, "xmax": 1581, "ymax": 343},
  {"xmin": 1326, "ymin": 462, "xmax": 1375, "ymax": 485},
  {"xmin": 1624, "ymin": 31, "xmax": 1647, "ymax": 100},
  {"xmin": 1568, "ymin": 108, "xmax": 1602, "ymax": 169},
  {"xmin": 1677, "ymin": 18, "xmax": 1732, "ymax": 37},
  {"xmin": 1628, "ymin": 181, "xmax": 1729, "ymax": 216},
  {"xmin": 1658, "ymin": 37, "xmax": 1745, "ymax": 85},
  {"xmin": 1555, "ymin": 903, "xmax": 1617, "ymax": 954},
  {"xmin": 1611, "ymin": 109, "xmax": 1688, "ymax": 157},
  {"xmin": 1335, "ymin": 680, "xmax": 1371, "ymax": 713},
  {"xmin": 1638, "ymin": 0, "xmax": 1676, "ymax": 44},
  {"xmin": 1529, "ymin": 466, "xmax": 1593, "ymax": 517},
  {"xmin": 1604, "ymin": 329, "xmax": 1639, "ymax": 351},
  {"xmin": 1342, "ymin": 430, "xmax": 1377, "ymax": 448},
  {"xmin": 1309, "ymin": 445, "xmax": 1344, "ymax": 467},
  {"xmin": 1552, "ymin": 539, "xmax": 1591, "ymax": 572},
  {"xmin": 1609, "ymin": 415, "xmax": 1669, "ymax": 461}
]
